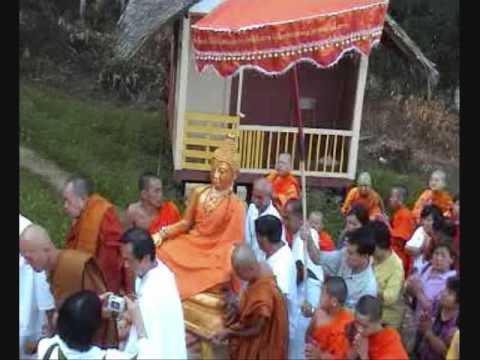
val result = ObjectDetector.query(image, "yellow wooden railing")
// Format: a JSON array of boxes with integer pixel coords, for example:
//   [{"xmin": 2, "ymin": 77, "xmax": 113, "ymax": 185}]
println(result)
[
  {"xmin": 182, "ymin": 112, "xmax": 240, "ymax": 171},
  {"xmin": 182, "ymin": 113, "xmax": 352, "ymax": 177},
  {"xmin": 238, "ymin": 125, "xmax": 352, "ymax": 177}
]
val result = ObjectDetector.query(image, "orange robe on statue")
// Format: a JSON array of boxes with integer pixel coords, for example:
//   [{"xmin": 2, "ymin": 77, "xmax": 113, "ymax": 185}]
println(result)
[
  {"xmin": 147, "ymin": 201, "xmax": 181, "ymax": 234},
  {"xmin": 64, "ymin": 194, "xmax": 127, "ymax": 293},
  {"xmin": 309, "ymin": 308, "xmax": 354, "ymax": 359},
  {"xmin": 156, "ymin": 190, "xmax": 245, "ymax": 300},
  {"xmin": 266, "ymin": 170, "xmax": 300, "ymax": 210},
  {"xmin": 341, "ymin": 187, "xmax": 383, "ymax": 218},
  {"xmin": 368, "ymin": 327, "xmax": 408, "ymax": 360},
  {"xmin": 229, "ymin": 272, "xmax": 288, "ymax": 360},
  {"xmin": 390, "ymin": 206, "xmax": 415, "ymax": 274},
  {"xmin": 412, "ymin": 189, "xmax": 453, "ymax": 223}
]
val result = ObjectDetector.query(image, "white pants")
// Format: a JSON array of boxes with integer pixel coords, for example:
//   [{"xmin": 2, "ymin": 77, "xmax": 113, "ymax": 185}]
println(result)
[{"xmin": 288, "ymin": 279, "xmax": 322, "ymax": 360}]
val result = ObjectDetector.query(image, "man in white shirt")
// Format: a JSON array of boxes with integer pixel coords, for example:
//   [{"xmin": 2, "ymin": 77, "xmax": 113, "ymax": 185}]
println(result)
[
  {"xmin": 256, "ymin": 215, "xmax": 298, "ymax": 359},
  {"xmin": 283, "ymin": 200, "xmax": 325, "ymax": 360},
  {"xmin": 120, "ymin": 228, "xmax": 187, "ymax": 359},
  {"xmin": 19, "ymin": 214, "xmax": 55, "ymax": 360},
  {"xmin": 245, "ymin": 178, "xmax": 286, "ymax": 262}
]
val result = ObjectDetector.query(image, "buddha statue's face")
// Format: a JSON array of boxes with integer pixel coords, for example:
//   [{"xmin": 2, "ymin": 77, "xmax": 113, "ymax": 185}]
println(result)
[
  {"xmin": 211, "ymin": 160, "xmax": 235, "ymax": 191},
  {"xmin": 429, "ymin": 172, "xmax": 446, "ymax": 192}
]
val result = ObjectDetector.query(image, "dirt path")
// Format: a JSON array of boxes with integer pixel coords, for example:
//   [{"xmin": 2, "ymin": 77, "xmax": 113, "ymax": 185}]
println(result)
[{"xmin": 20, "ymin": 145, "xmax": 71, "ymax": 194}]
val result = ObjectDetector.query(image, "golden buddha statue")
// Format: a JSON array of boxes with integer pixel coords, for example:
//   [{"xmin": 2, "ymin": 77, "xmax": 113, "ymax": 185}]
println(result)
[{"xmin": 153, "ymin": 136, "xmax": 245, "ymax": 347}]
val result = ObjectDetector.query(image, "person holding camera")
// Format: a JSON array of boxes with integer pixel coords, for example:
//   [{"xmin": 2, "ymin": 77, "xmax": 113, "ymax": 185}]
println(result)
[
  {"xmin": 120, "ymin": 227, "xmax": 187, "ymax": 359},
  {"xmin": 37, "ymin": 290, "xmax": 153, "ymax": 359}
]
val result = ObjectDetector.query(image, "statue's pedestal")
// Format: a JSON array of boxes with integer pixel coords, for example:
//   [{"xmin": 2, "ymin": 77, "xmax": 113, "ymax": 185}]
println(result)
[{"xmin": 182, "ymin": 286, "xmax": 227, "ymax": 359}]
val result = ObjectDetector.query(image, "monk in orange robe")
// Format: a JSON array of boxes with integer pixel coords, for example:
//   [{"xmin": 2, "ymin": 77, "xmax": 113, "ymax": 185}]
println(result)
[
  {"xmin": 266, "ymin": 153, "xmax": 300, "ymax": 212},
  {"xmin": 212, "ymin": 245, "xmax": 288, "ymax": 359},
  {"xmin": 126, "ymin": 173, "xmax": 181, "ymax": 234},
  {"xmin": 341, "ymin": 172, "xmax": 384, "ymax": 220},
  {"xmin": 388, "ymin": 186, "xmax": 415, "ymax": 273},
  {"xmin": 305, "ymin": 276, "xmax": 354, "ymax": 360},
  {"xmin": 309, "ymin": 211, "xmax": 336, "ymax": 251},
  {"xmin": 62, "ymin": 176, "xmax": 127, "ymax": 294},
  {"xmin": 153, "ymin": 137, "xmax": 245, "ymax": 299},
  {"xmin": 19, "ymin": 224, "xmax": 118, "ymax": 349},
  {"xmin": 412, "ymin": 170, "xmax": 454, "ymax": 224},
  {"xmin": 347, "ymin": 295, "xmax": 408, "ymax": 360}
]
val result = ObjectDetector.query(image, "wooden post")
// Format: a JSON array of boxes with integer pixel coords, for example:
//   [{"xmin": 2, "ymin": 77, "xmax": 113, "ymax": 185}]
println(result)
[
  {"xmin": 174, "ymin": 16, "xmax": 191, "ymax": 171},
  {"xmin": 347, "ymin": 54, "xmax": 369, "ymax": 180}
]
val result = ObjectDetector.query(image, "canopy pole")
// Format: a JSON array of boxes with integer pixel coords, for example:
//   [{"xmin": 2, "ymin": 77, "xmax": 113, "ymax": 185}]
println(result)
[{"xmin": 291, "ymin": 65, "xmax": 309, "ymax": 310}]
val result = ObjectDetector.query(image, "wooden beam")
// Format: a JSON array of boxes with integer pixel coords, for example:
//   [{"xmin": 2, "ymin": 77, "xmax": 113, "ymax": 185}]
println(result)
[
  {"xmin": 383, "ymin": 14, "xmax": 440, "ymax": 88},
  {"xmin": 347, "ymin": 55, "xmax": 369, "ymax": 179}
]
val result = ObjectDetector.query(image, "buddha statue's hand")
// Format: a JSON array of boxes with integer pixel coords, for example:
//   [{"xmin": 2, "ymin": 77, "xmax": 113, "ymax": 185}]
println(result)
[{"xmin": 152, "ymin": 232, "xmax": 164, "ymax": 247}]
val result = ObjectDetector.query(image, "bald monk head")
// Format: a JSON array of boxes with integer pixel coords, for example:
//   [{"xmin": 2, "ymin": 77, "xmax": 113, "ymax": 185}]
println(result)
[
  {"xmin": 63, "ymin": 176, "xmax": 94, "ymax": 219},
  {"xmin": 429, "ymin": 169, "xmax": 447, "ymax": 192},
  {"xmin": 357, "ymin": 172, "xmax": 372, "ymax": 197},
  {"xmin": 389, "ymin": 186, "xmax": 408, "ymax": 210},
  {"xmin": 276, "ymin": 153, "xmax": 293, "ymax": 177},
  {"xmin": 319, "ymin": 276, "xmax": 348, "ymax": 312},
  {"xmin": 19, "ymin": 224, "xmax": 58, "ymax": 273},
  {"xmin": 231, "ymin": 244, "xmax": 260, "ymax": 282},
  {"xmin": 138, "ymin": 172, "xmax": 164, "ymax": 209},
  {"xmin": 251, "ymin": 177, "xmax": 273, "ymax": 213},
  {"xmin": 353, "ymin": 295, "xmax": 383, "ymax": 337}
]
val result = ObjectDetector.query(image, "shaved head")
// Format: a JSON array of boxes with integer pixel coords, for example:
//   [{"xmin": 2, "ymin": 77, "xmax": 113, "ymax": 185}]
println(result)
[
  {"xmin": 252, "ymin": 177, "xmax": 273, "ymax": 211},
  {"xmin": 430, "ymin": 169, "xmax": 447, "ymax": 191},
  {"xmin": 355, "ymin": 295, "xmax": 383, "ymax": 322},
  {"xmin": 253, "ymin": 178, "xmax": 272, "ymax": 196},
  {"xmin": 324, "ymin": 276, "xmax": 348, "ymax": 305},
  {"xmin": 20, "ymin": 224, "xmax": 56, "ymax": 272},
  {"xmin": 276, "ymin": 153, "xmax": 293, "ymax": 175},
  {"xmin": 357, "ymin": 172, "xmax": 372, "ymax": 187},
  {"xmin": 231, "ymin": 244, "xmax": 259, "ymax": 281}
]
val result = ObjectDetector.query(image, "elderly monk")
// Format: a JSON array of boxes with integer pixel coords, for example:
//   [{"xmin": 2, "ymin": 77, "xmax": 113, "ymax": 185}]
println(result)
[
  {"xmin": 412, "ymin": 170, "xmax": 454, "ymax": 224},
  {"xmin": 126, "ymin": 172, "xmax": 180, "ymax": 234},
  {"xmin": 347, "ymin": 295, "xmax": 408, "ymax": 360},
  {"xmin": 153, "ymin": 137, "xmax": 245, "ymax": 300},
  {"xmin": 213, "ymin": 244, "xmax": 288, "ymax": 359},
  {"xmin": 266, "ymin": 153, "xmax": 300, "ymax": 212},
  {"xmin": 62, "ymin": 176, "xmax": 126, "ymax": 293},
  {"xmin": 19, "ymin": 224, "xmax": 118, "ymax": 349},
  {"xmin": 341, "ymin": 172, "xmax": 384, "ymax": 220},
  {"xmin": 389, "ymin": 186, "xmax": 415, "ymax": 273},
  {"xmin": 305, "ymin": 276, "xmax": 354, "ymax": 360},
  {"xmin": 245, "ymin": 177, "xmax": 285, "ymax": 261}
]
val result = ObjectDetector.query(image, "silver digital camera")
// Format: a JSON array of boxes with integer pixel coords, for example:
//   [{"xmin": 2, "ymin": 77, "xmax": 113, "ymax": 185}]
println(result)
[{"xmin": 106, "ymin": 294, "xmax": 126, "ymax": 314}]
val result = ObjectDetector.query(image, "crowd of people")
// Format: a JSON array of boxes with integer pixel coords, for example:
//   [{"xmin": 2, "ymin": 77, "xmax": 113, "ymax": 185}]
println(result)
[{"xmin": 19, "ymin": 137, "xmax": 459, "ymax": 360}]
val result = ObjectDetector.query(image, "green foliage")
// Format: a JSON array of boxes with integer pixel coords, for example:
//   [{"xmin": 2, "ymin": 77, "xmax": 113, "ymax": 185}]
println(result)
[
  {"xmin": 19, "ymin": 169, "xmax": 69, "ymax": 247},
  {"xmin": 20, "ymin": 81, "xmax": 182, "ymax": 209}
]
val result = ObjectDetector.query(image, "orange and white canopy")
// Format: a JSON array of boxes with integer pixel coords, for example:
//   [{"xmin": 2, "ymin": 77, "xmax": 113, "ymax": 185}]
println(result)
[{"xmin": 191, "ymin": 0, "xmax": 389, "ymax": 77}]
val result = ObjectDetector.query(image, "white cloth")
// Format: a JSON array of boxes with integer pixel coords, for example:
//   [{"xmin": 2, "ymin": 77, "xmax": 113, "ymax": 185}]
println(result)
[
  {"xmin": 244, "ymin": 201, "xmax": 286, "ymax": 262},
  {"xmin": 20, "ymin": 215, "xmax": 55, "ymax": 360},
  {"xmin": 124, "ymin": 260, "xmax": 187, "ymax": 359},
  {"xmin": 290, "ymin": 230, "xmax": 324, "ymax": 360},
  {"xmin": 406, "ymin": 226, "xmax": 428, "ymax": 249},
  {"xmin": 37, "ymin": 335, "xmax": 153, "ymax": 360},
  {"xmin": 266, "ymin": 245, "xmax": 298, "ymax": 340}
]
